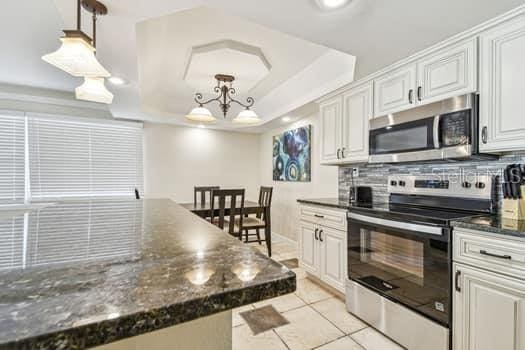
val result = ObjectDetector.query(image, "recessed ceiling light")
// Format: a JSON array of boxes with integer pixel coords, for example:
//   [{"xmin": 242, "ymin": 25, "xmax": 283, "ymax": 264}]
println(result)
[
  {"xmin": 108, "ymin": 76, "xmax": 128, "ymax": 86},
  {"xmin": 282, "ymin": 116, "xmax": 291, "ymax": 122},
  {"xmin": 315, "ymin": 0, "xmax": 350, "ymax": 10}
]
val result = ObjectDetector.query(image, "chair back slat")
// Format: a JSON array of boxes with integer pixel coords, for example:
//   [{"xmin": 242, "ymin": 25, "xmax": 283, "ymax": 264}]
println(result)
[
  {"xmin": 194, "ymin": 186, "xmax": 220, "ymax": 206},
  {"xmin": 257, "ymin": 186, "xmax": 273, "ymax": 220},
  {"xmin": 210, "ymin": 189, "xmax": 245, "ymax": 238}
]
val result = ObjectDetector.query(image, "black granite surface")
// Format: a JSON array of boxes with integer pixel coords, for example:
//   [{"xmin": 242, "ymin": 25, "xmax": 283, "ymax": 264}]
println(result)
[
  {"xmin": 452, "ymin": 215, "xmax": 525, "ymax": 238},
  {"xmin": 296, "ymin": 198, "xmax": 352, "ymax": 210},
  {"xmin": 0, "ymin": 199, "xmax": 296, "ymax": 350}
]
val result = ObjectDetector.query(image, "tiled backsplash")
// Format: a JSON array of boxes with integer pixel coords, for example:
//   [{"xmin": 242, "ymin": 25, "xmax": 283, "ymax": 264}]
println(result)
[{"xmin": 339, "ymin": 152, "xmax": 525, "ymax": 209}]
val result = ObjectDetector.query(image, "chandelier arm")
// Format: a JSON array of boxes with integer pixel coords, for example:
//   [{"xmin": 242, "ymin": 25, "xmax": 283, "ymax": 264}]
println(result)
[
  {"xmin": 194, "ymin": 92, "xmax": 223, "ymax": 106},
  {"xmin": 228, "ymin": 95, "xmax": 255, "ymax": 109}
]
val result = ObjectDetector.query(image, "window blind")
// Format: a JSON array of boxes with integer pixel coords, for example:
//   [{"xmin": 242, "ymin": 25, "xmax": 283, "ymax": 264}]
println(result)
[
  {"xmin": 0, "ymin": 114, "xmax": 25, "ymax": 204},
  {"xmin": 0, "ymin": 215, "xmax": 25, "ymax": 270},
  {"xmin": 28, "ymin": 116, "xmax": 143, "ymax": 200}
]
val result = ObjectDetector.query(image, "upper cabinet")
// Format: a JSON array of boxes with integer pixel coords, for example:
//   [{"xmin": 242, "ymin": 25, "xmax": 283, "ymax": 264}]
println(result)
[
  {"xmin": 417, "ymin": 39, "xmax": 478, "ymax": 104},
  {"xmin": 320, "ymin": 97, "xmax": 343, "ymax": 163},
  {"xmin": 373, "ymin": 38, "xmax": 478, "ymax": 118},
  {"xmin": 342, "ymin": 82, "xmax": 373, "ymax": 163},
  {"xmin": 479, "ymin": 15, "xmax": 525, "ymax": 153},
  {"xmin": 320, "ymin": 82, "xmax": 372, "ymax": 165},
  {"xmin": 374, "ymin": 65, "xmax": 417, "ymax": 117}
]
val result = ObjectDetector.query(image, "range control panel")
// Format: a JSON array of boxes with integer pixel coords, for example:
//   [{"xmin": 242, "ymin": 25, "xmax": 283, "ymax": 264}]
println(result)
[{"xmin": 388, "ymin": 175, "xmax": 493, "ymax": 200}]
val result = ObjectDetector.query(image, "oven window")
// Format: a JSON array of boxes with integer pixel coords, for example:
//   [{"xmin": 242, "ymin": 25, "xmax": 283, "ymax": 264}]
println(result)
[
  {"xmin": 348, "ymin": 225, "xmax": 450, "ymax": 326},
  {"xmin": 374, "ymin": 126, "xmax": 428, "ymax": 154}
]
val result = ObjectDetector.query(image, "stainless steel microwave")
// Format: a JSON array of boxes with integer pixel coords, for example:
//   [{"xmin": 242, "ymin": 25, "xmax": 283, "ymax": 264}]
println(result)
[{"xmin": 369, "ymin": 94, "xmax": 482, "ymax": 163}]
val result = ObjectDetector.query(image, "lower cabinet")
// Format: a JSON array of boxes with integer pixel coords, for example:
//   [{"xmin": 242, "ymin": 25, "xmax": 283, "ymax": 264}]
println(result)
[
  {"xmin": 453, "ymin": 228, "xmax": 525, "ymax": 350},
  {"xmin": 453, "ymin": 263, "xmax": 525, "ymax": 350},
  {"xmin": 299, "ymin": 215, "xmax": 346, "ymax": 293}
]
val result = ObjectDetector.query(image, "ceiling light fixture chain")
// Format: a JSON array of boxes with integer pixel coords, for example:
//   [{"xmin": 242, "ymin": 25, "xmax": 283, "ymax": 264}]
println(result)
[{"xmin": 193, "ymin": 74, "xmax": 255, "ymax": 118}]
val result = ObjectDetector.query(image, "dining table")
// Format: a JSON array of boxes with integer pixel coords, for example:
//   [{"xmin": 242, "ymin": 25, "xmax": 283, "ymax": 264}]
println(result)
[{"xmin": 180, "ymin": 200, "xmax": 272, "ymax": 257}]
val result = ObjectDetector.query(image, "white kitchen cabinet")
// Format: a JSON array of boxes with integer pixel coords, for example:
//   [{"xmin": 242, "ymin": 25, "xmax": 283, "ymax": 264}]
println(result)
[
  {"xmin": 479, "ymin": 15, "xmax": 525, "ymax": 152},
  {"xmin": 453, "ymin": 263, "xmax": 525, "ymax": 350},
  {"xmin": 341, "ymin": 82, "xmax": 372, "ymax": 163},
  {"xmin": 417, "ymin": 38, "xmax": 477, "ymax": 104},
  {"xmin": 319, "ymin": 226, "xmax": 346, "ymax": 291},
  {"xmin": 299, "ymin": 221, "xmax": 319, "ymax": 276},
  {"xmin": 373, "ymin": 38, "xmax": 477, "ymax": 118},
  {"xmin": 374, "ymin": 65, "xmax": 417, "ymax": 117},
  {"xmin": 319, "ymin": 97, "xmax": 343, "ymax": 164},
  {"xmin": 299, "ymin": 204, "xmax": 347, "ymax": 293}
]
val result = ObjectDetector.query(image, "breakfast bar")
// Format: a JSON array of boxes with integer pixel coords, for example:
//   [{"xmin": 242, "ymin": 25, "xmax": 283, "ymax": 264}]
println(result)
[{"xmin": 0, "ymin": 199, "xmax": 295, "ymax": 349}]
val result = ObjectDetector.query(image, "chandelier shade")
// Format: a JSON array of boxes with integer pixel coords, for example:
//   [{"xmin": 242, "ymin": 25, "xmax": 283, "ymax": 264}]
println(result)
[
  {"xmin": 42, "ymin": 32, "xmax": 110, "ymax": 78},
  {"xmin": 75, "ymin": 77, "xmax": 114, "ymax": 104},
  {"xmin": 233, "ymin": 109, "xmax": 261, "ymax": 124},
  {"xmin": 185, "ymin": 106, "xmax": 216, "ymax": 123}
]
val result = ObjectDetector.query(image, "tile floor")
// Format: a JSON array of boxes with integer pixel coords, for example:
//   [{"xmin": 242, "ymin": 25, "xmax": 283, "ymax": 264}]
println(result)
[{"xmin": 232, "ymin": 239, "xmax": 405, "ymax": 350}]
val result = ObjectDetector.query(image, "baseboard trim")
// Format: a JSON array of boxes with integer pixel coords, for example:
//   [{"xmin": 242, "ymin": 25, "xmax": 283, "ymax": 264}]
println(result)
[{"xmin": 272, "ymin": 231, "xmax": 298, "ymax": 247}]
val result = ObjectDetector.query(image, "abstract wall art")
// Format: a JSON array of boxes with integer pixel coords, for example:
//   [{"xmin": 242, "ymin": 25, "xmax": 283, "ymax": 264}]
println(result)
[{"xmin": 273, "ymin": 125, "xmax": 311, "ymax": 182}]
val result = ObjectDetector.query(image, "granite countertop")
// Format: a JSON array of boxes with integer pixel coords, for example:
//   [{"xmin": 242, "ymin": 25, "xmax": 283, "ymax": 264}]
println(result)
[
  {"xmin": 0, "ymin": 199, "xmax": 295, "ymax": 349},
  {"xmin": 297, "ymin": 198, "xmax": 351, "ymax": 210},
  {"xmin": 452, "ymin": 215, "xmax": 525, "ymax": 238}
]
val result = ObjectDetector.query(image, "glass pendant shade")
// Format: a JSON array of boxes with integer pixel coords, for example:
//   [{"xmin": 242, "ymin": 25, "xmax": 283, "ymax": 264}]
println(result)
[
  {"xmin": 42, "ymin": 35, "xmax": 110, "ymax": 78},
  {"xmin": 233, "ymin": 109, "xmax": 260, "ymax": 124},
  {"xmin": 75, "ymin": 77, "xmax": 114, "ymax": 104},
  {"xmin": 185, "ymin": 107, "xmax": 216, "ymax": 123}
]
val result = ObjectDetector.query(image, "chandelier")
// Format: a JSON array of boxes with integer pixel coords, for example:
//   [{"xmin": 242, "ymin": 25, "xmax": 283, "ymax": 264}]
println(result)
[
  {"xmin": 186, "ymin": 74, "xmax": 260, "ymax": 124},
  {"xmin": 42, "ymin": 0, "xmax": 113, "ymax": 104}
]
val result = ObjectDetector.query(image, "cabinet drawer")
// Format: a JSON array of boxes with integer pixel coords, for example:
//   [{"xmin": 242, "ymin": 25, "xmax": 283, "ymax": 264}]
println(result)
[
  {"xmin": 454, "ymin": 228, "xmax": 525, "ymax": 280},
  {"xmin": 299, "ymin": 205, "xmax": 347, "ymax": 231}
]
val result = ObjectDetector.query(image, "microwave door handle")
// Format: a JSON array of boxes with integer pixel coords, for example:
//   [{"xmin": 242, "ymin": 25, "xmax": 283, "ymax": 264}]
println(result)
[{"xmin": 433, "ymin": 115, "xmax": 440, "ymax": 149}]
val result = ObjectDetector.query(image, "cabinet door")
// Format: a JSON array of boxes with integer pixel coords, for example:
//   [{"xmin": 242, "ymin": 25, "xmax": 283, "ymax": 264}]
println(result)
[
  {"xmin": 299, "ymin": 221, "xmax": 319, "ymax": 276},
  {"xmin": 479, "ymin": 16, "xmax": 525, "ymax": 152},
  {"xmin": 341, "ymin": 82, "xmax": 372, "ymax": 163},
  {"xmin": 319, "ymin": 226, "xmax": 346, "ymax": 292},
  {"xmin": 374, "ymin": 65, "xmax": 417, "ymax": 117},
  {"xmin": 453, "ymin": 263, "xmax": 525, "ymax": 350},
  {"xmin": 320, "ymin": 97, "xmax": 343, "ymax": 164},
  {"xmin": 417, "ymin": 38, "xmax": 477, "ymax": 105}
]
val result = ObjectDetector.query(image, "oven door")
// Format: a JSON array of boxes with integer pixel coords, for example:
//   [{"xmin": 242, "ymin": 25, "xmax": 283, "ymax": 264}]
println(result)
[{"xmin": 347, "ymin": 212, "xmax": 450, "ymax": 327}]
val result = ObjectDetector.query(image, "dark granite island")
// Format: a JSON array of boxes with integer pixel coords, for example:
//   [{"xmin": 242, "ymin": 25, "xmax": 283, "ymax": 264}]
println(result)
[{"xmin": 0, "ymin": 199, "xmax": 296, "ymax": 350}]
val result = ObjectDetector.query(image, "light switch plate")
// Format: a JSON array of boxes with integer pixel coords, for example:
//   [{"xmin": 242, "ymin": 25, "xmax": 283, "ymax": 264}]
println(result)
[{"xmin": 352, "ymin": 167, "xmax": 359, "ymax": 178}]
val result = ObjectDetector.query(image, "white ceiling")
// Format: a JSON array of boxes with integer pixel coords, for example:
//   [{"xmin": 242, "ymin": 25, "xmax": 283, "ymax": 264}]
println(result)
[{"xmin": 2, "ymin": 0, "xmax": 525, "ymax": 132}]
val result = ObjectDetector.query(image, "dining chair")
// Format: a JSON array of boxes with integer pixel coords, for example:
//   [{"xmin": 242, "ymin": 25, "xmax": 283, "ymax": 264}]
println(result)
[
  {"xmin": 209, "ymin": 189, "xmax": 245, "ymax": 239},
  {"xmin": 240, "ymin": 187, "xmax": 273, "ymax": 249},
  {"xmin": 194, "ymin": 186, "xmax": 220, "ymax": 207}
]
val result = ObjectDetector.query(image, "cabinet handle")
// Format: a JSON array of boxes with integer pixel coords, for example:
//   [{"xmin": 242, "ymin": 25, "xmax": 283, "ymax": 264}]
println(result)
[
  {"xmin": 408, "ymin": 89, "xmax": 414, "ymax": 104},
  {"xmin": 337, "ymin": 148, "xmax": 341, "ymax": 159},
  {"xmin": 480, "ymin": 250, "xmax": 512, "ymax": 260},
  {"xmin": 341, "ymin": 147, "xmax": 346, "ymax": 158},
  {"xmin": 481, "ymin": 126, "xmax": 488, "ymax": 144},
  {"xmin": 455, "ymin": 270, "xmax": 461, "ymax": 293},
  {"xmin": 417, "ymin": 86, "xmax": 422, "ymax": 101},
  {"xmin": 319, "ymin": 230, "xmax": 324, "ymax": 242},
  {"xmin": 314, "ymin": 214, "xmax": 325, "ymax": 219},
  {"xmin": 314, "ymin": 228, "xmax": 319, "ymax": 240}
]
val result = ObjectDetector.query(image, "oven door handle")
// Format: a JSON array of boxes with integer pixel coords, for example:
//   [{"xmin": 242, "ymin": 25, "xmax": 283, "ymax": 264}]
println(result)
[
  {"xmin": 433, "ymin": 115, "xmax": 440, "ymax": 149},
  {"xmin": 347, "ymin": 212, "xmax": 444, "ymax": 236}
]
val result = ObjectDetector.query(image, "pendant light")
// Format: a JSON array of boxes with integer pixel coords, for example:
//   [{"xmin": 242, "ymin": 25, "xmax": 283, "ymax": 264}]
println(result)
[
  {"xmin": 42, "ymin": 0, "xmax": 110, "ymax": 78},
  {"xmin": 185, "ymin": 106, "xmax": 216, "ymax": 123},
  {"xmin": 233, "ymin": 109, "xmax": 260, "ymax": 124},
  {"xmin": 74, "ymin": 3, "xmax": 113, "ymax": 104}
]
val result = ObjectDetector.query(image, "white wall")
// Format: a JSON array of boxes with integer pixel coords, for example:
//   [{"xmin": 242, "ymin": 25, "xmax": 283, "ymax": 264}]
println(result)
[
  {"xmin": 259, "ymin": 113, "xmax": 339, "ymax": 242},
  {"xmin": 143, "ymin": 122, "xmax": 260, "ymax": 202}
]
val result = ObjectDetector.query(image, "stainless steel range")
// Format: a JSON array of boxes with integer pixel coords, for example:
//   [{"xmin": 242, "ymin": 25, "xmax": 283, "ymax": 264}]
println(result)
[{"xmin": 346, "ymin": 175, "xmax": 495, "ymax": 350}]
